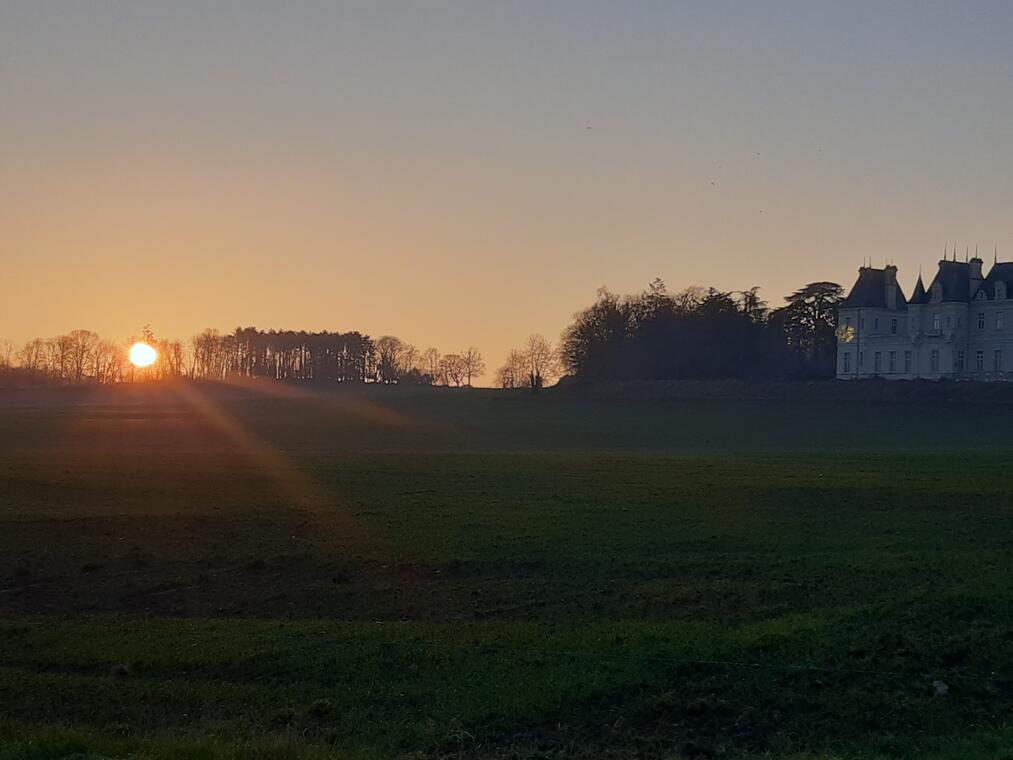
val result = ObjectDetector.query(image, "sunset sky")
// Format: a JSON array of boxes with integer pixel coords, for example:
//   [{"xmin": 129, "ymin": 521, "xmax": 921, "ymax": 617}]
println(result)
[{"xmin": 4, "ymin": 1, "xmax": 1013, "ymax": 377}]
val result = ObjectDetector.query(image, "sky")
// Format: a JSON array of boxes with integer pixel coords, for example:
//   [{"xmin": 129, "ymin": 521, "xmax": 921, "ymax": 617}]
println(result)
[{"xmin": 4, "ymin": 1, "xmax": 1013, "ymax": 379}]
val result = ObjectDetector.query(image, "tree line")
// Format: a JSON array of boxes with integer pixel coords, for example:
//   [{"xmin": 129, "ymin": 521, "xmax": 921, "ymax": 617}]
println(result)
[
  {"xmin": 0, "ymin": 327, "xmax": 485, "ymax": 388},
  {"xmin": 1, "ymin": 278, "xmax": 843, "ymax": 388},
  {"xmin": 492, "ymin": 278, "xmax": 842, "ymax": 386}
]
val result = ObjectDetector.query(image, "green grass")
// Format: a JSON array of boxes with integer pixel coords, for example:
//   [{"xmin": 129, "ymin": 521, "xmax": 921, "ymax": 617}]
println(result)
[{"xmin": 2, "ymin": 384, "xmax": 1013, "ymax": 758}]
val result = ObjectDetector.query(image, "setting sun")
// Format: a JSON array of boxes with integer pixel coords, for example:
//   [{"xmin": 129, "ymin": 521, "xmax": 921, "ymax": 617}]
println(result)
[{"xmin": 129, "ymin": 342, "xmax": 157, "ymax": 368}]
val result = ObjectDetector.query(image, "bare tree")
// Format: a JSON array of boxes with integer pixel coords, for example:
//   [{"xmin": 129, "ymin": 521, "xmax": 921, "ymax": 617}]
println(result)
[
  {"xmin": 420, "ymin": 347, "xmax": 441, "ymax": 384},
  {"xmin": 93, "ymin": 340, "xmax": 124, "ymax": 384},
  {"xmin": 460, "ymin": 347, "xmax": 485, "ymax": 386},
  {"xmin": 46, "ymin": 334, "xmax": 75, "ymax": 382},
  {"xmin": 496, "ymin": 336, "xmax": 559, "ymax": 389},
  {"xmin": 18, "ymin": 339, "xmax": 47, "ymax": 376},
  {"xmin": 495, "ymin": 349, "xmax": 527, "ymax": 388},
  {"xmin": 165, "ymin": 340, "xmax": 186, "ymax": 377},
  {"xmin": 523, "ymin": 333, "xmax": 559, "ymax": 388},
  {"xmin": 439, "ymin": 353, "xmax": 465, "ymax": 387},
  {"xmin": 399, "ymin": 343, "xmax": 420, "ymax": 377},
  {"xmin": 68, "ymin": 329, "xmax": 99, "ymax": 382},
  {"xmin": 191, "ymin": 329, "xmax": 225, "ymax": 379},
  {"xmin": 0, "ymin": 340, "xmax": 13, "ymax": 369},
  {"xmin": 375, "ymin": 335, "xmax": 404, "ymax": 383}
]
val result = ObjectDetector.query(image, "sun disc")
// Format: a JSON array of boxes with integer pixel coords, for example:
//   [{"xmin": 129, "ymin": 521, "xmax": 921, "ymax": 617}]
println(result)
[{"xmin": 129, "ymin": 342, "xmax": 157, "ymax": 368}]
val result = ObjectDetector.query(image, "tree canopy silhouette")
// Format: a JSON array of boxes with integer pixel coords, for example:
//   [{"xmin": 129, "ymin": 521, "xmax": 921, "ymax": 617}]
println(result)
[{"xmin": 555, "ymin": 278, "xmax": 842, "ymax": 383}]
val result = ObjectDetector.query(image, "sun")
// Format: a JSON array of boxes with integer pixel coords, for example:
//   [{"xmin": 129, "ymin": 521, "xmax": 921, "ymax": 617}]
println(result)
[{"xmin": 129, "ymin": 342, "xmax": 157, "ymax": 368}]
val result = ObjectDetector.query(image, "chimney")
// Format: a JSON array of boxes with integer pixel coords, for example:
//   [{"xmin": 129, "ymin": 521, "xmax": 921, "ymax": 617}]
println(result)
[
  {"xmin": 968, "ymin": 257, "xmax": 984, "ymax": 299},
  {"xmin": 884, "ymin": 265, "xmax": 898, "ymax": 309},
  {"xmin": 969, "ymin": 257, "xmax": 983, "ymax": 281}
]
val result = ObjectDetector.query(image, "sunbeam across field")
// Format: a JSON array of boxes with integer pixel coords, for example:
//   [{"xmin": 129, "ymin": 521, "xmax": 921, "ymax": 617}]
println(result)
[{"xmin": 3, "ymin": 386, "xmax": 1013, "ymax": 758}]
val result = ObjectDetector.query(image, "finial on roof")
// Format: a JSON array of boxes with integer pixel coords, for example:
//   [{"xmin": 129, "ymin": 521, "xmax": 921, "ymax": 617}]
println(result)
[{"xmin": 996, "ymin": 244, "xmax": 999, "ymax": 265}]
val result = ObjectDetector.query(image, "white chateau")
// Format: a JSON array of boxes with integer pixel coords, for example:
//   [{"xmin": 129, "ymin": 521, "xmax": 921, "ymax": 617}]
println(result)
[{"xmin": 837, "ymin": 253, "xmax": 1013, "ymax": 380}]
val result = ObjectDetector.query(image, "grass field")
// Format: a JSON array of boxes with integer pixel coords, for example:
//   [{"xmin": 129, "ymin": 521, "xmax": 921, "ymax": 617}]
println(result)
[{"xmin": 3, "ymin": 382, "xmax": 1013, "ymax": 759}]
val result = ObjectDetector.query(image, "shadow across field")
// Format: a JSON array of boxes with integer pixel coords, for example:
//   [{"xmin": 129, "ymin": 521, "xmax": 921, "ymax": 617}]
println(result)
[{"xmin": 3, "ymin": 384, "xmax": 1013, "ymax": 758}]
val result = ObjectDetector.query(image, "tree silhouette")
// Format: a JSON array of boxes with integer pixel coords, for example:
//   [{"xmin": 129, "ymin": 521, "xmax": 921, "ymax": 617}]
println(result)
[
  {"xmin": 461, "ymin": 347, "xmax": 485, "ymax": 386},
  {"xmin": 558, "ymin": 278, "xmax": 841, "ymax": 382}
]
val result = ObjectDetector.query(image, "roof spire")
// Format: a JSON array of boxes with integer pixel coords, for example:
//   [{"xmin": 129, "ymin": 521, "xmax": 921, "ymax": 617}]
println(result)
[
  {"xmin": 965, "ymin": 245, "xmax": 969, "ymax": 262},
  {"xmin": 912, "ymin": 265, "xmax": 927, "ymax": 301},
  {"xmin": 996, "ymin": 244, "xmax": 999, "ymax": 265}
]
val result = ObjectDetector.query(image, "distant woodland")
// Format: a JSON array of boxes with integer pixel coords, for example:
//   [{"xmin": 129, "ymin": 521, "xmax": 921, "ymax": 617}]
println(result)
[
  {"xmin": 0, "ymin": 278, "xmax": 841, "ymax": 388},
  {"xmin": 0, "ymin": 327, "xmax": 486, "ymax": 389}
]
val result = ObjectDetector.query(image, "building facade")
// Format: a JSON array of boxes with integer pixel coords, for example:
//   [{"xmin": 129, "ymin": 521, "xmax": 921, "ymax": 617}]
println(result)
[{"xmin": 837, "ymin": 256, "xmax": 1013, "ymax": 380}]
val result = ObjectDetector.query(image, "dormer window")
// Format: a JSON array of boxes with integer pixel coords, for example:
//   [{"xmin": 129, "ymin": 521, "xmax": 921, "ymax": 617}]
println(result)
[
  {"xmin": 998, "ymin": 282, "xmax": 1007, "ymax": 300},
  {"xmin": 931, "ymin": 283, "xmax": 942, "ymax": 303}
]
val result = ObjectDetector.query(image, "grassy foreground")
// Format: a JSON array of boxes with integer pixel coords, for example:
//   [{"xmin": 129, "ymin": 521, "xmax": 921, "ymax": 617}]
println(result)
[{"xmin": 2, "ymin": 382, "xmax": 1013, "ymax": 759}]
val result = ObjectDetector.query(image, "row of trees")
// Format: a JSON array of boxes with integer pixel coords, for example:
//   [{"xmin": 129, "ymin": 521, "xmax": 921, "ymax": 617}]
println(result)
[
  {"xmin": 2, "ymin": 279, "xmax": 842, "ymax": 388},
  {"xmin": 0, "ymin": 327, "xmax": 486, "ymax": 388},
  {"xmin": 504, "ymin": 278, "xmax": 841, "ymax": 385},
  {"xmin": 0, "ymin": 329, "xmax": 181, "ymax": 385}
]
